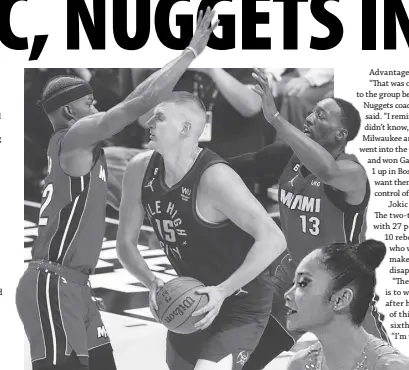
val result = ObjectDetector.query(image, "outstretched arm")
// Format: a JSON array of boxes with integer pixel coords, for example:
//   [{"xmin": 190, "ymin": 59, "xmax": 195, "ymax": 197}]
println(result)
[
  {"xmin": 61, "ymin": 8, "xmax": 218, "ymax": 154},
  {"xmin": 252, "ymin": 68, "xmax": 366, "ymax": 195},
  {"xmin": 227, "ymin": 141, "xmax": 293, "ymax": 180},
  {"xmin": 207, "ymin": 68, "xmax": 262, "ymax": 117}
]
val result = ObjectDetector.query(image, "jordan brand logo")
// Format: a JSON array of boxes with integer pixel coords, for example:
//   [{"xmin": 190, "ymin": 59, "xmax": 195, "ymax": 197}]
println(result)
[
  {"xmin": 289, "ymin": 175, "xmax": 298, "ymax": 187},
  {"xmin": 144, "ymin": 178, "xmax": 155, "ymax": 192},
  {"xmin": 234, "ymin": 288, "xmax": 248, "ymax": 296}
]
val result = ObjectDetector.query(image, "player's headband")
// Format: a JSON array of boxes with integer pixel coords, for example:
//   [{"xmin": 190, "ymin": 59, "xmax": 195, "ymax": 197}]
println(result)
[{"xmin": 38, "ymin": 83, "xmax": 93, "ymax": 114}]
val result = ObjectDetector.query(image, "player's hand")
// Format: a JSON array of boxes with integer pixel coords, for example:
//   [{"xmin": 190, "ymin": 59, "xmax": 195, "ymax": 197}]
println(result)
[
  {"xmin": 251, "ymin": 67, "xmax": 279, "ymax": 123},
  {"xmin": 192, "ymin": 286, "xmax": 227, "ymax": 330},
  {"xmin": 148, "ymin": 277, "xmax": 164, "ymax": 322},
  {"xmin": 284, "ymin": 77, "xmax": 310, "ymax": 97},
  {"xmin": 188, "ymin": 7, "xmax": 219, "ymax": 57}
]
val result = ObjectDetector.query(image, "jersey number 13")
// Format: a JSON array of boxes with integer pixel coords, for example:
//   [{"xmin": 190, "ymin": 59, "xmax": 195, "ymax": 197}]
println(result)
[{"xmin": 300, "ymin": 215, "xmax": 320, "ymax": 236}]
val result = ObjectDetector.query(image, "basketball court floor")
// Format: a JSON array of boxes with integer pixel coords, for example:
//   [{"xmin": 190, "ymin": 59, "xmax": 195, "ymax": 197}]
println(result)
[{"xmin": 24, "ymin": 200, "xmax": 315, "ymax": 370}]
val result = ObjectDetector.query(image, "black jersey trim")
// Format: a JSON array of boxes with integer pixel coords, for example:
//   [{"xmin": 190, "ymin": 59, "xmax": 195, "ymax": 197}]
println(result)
[
  {"xmin": 343, "ymin": 211, "xmax": 365, "ymax": 245},
  {"xmin": 36, "ymin": 271, "xmax": 52, "ymax": 363},
  {"xmin": 36, "ymin": 272, "xmax": 68, "ymax": 366},
  {"xmin": 190, "ymin": 151, "xmax": 233, "ymax": 229},
  {"xmin": 50, "ymin": 275, "xmax": 69, "ymax": 363},
  {"xmin": 158, "ymin": 148, "xmax": 207, "ymax": 191},
  {"xmin": 47, "ymin": 173, "xmax": 90, "ymax": 263},
  {"xmin": 141, "ymin": 151, "xmax": 160, "ymax": 201},
  {"xmin": 324, "ymin": 180, "xmax": 370, "ymax": 213},
  {"xmin": 58, "ymin": 173, "xmax": 91, "ymax": 265},
  {"xmin": 53, "ymin": 128, "xmax": 105, "ymax": 179}
]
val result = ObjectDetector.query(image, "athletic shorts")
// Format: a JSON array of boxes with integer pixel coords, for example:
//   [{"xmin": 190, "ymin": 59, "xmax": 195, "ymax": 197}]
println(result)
[
  {"xmin": 16, "ymin": 267, "xmax": 112, "ymax": 369},
  {"xmin": 166, "ymin": 274, "xmax": 274, "ymax": 370},
  {"xmin": 269, "ymin": 252, "xmax": 391, "ymax": 343}
]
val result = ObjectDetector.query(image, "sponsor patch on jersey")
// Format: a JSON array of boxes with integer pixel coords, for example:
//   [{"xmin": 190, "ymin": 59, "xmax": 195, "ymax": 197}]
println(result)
[
  {"xmin": 181, "ymin": 187, "xmax": 191, "ymax": 202},
  {"xmin": 292, "ymin": 163, "xmax": 301, "ymax": 172}
]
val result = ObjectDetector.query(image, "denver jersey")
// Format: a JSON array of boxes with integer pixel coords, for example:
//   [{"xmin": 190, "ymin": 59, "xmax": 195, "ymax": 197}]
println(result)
[
  {"xmin": 32, "ymin": 129, "xmax": 108, "ymax": 274},
  {"xmin": 141, "ymin": 148, "xmax": 267, "ymax": 289},
  {"xmin": 279, "ymin": 152, "xmax": 370, "ymax": 264}
]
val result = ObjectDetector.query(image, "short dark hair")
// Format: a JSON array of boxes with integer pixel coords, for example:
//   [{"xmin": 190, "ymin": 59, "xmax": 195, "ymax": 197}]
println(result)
[
  {"xmin": 333, "ymin": 98, "xmax": 361, "ymax": 142},
  {"xmin": 41, "ymin": 75, "xmax": 87, "ymax": 102},
  {"xmin": 164, "ymin": 91, "xmax": 206, "ymax": 113},
  {"xmin": 39, "ymin": 75, "xmax": 92, "ymax": 114},
  {"xmin": 320, "ymin": 239, "xmax": 386, "ymax": 326}
]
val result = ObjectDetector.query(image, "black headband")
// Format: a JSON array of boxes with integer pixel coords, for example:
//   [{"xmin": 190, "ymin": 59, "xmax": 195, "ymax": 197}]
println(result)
[{"xmin": 39, "ymin": 83, "xmax": 93, "ymax": 114}]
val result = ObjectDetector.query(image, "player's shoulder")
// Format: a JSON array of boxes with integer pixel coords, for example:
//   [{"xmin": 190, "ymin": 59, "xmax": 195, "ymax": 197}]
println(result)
[
  {"xmin": 71, "ymin": 112, "xmax": 105, "ymax": 127},
  {"xmin": 287, "ymin": 347, "xmax": 316, "ymax": 370},
  {"xmin": 125, "ymin": 150, "xmax": 155, "ymax": 178},
  {"xmin": 48, "ymin": 128, "xmax": 69, "ymax": 150},
  {"xmin": 337, "ymin": 152, "xmax": 364, "ymax": 168},
  {"xmin": 201, "ymin": 161, "xmax": 239, "ymax": 186},
  {"xmin": 374, "ymin": 353, "xmax": 409, "ymax": 370}
]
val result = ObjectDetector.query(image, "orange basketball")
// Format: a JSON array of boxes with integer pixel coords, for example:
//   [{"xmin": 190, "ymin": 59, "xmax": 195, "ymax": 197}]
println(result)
[{"xmin": 154, "ymin": 277, "xmax": 209, "ymax": 334}]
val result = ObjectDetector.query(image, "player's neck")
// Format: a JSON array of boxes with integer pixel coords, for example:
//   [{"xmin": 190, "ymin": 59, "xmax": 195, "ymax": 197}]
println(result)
[
  {"xmin": 315, "ymin": 322, "xmax": 368, "ymax": 369},
  {"xmin": 162, "ymin": 144, "xmax": 201, "ymax": 187},
  {"xmin": 326, "ymin": 143, "xmax": 345, "ymax": 159},
  {"xmin": 52, "ymin": 119, "xmax": 74, "ymax": 132}
]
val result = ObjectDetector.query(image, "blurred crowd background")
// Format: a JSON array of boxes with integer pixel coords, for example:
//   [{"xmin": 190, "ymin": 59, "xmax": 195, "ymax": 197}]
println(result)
[{"xmin": 24, "ymin": 68, "xmax": 334, "ymax": 212}]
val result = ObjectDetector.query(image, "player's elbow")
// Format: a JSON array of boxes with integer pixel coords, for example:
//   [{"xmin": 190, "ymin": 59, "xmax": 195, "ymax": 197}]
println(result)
[
  {"xmin": 116, "ymin": 234, "xmax": 132, "ymax": 263},
  {"xmin": 257, "ymin": 220, "xmax": 286, "ymax": 261},
  {"xmin": 268, "ymin": 229, "xmax": 286, "ymax": 258},
  {"xmin": 240, "ymin": 98, "xmax": 262, "ymax": 118},
  {"xmin": 314, "ymin": 163, "xmax": 335, "ymax": 184}
]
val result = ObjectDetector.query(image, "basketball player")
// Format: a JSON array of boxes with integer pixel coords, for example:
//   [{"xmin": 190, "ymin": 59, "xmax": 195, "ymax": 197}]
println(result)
[
  {"xmin": 116, "ymin": 91, "xmax": 286, "ymax": 370},
  {"xmin": 227, "ymin": 68, "xmax": 389, "ymax": 370},
  {"xmin": 16, "ymin": 8, "xmax": 218, "ymax": 370}
]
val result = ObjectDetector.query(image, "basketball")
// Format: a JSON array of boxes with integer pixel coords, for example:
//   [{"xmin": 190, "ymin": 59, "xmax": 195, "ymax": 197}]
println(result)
[{"xmin": 153, "ymin": 277, "xmax": 209, "ymax": 334}]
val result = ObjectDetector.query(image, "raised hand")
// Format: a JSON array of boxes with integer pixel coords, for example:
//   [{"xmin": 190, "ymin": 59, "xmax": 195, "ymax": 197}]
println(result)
[
  {"xmin": 252, "ymin": 67, "xmax": 279, "ymax": 123},
  {"xmin": 189, "ymin": 7, "xmax": 219, "ymax": 56}
]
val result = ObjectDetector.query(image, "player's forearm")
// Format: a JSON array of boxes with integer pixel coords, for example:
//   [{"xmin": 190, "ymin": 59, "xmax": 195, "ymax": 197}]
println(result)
[
  {"xmin": 117, "ymin": 241, "xmax": 157, "ymax": 289},
  {"xmin": 271, "ymin": 115, "xmax": 339, "ymax": 180},
  {"xmin": 218, "ymin": 232, "xmax": 286, "ymax": 297},
  {"xmin": 210, "ymin": 69, "xmax": 261, "ymax": 117},
  {"xmin": 94, "ymin": 49, "xmax": 195, "ymax": 140},
  {"xmin": 123, "ymin": 49, "xmax": 195, "ymax": 106},
  {"xmin": 228, "ymin": 142, "xmax": 292, "ymax": 180}
]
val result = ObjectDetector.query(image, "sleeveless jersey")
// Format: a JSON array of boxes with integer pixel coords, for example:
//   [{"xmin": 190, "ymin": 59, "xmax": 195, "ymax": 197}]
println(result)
[
  {"xmin": 32, "ymin": 129, "xmax": 108, "ymax": 275},
  {"xmin": 141, "ymin": 148, "xmax": 265, "ymax": 288},
  {"xmin": 278, "ymin": 152, "xmax": 370, "ymax": 264}
]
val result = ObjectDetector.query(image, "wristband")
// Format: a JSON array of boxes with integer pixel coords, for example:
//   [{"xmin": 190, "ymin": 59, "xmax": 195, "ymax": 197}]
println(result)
[
  {"xmin": 272, "ymin": 111, "xmax": 280, "ymax": 120},
  {"xmin": 186, "ymin": 46, "xmax": 198, "ymax": 58}
]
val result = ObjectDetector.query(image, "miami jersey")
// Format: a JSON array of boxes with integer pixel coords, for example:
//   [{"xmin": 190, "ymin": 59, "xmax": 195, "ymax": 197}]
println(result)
[
  {"xmin": 278, "ymin": 152, "xmax": 370, "ymax": 264},
  {"xmin": 141, "ymin": 148, "xmax": 266, "ymax": 288},
  {"xmin": 32, "ymin": 129, "xmax": 108, "ymax": 274}
]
